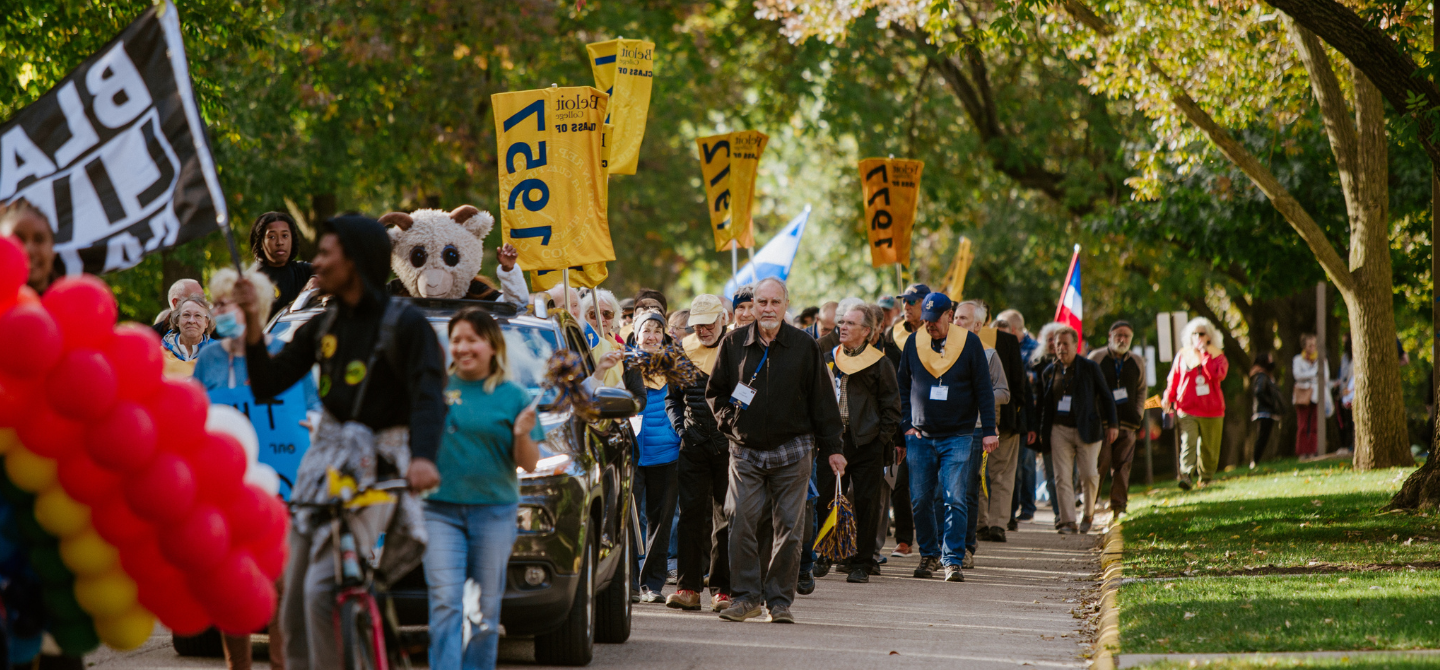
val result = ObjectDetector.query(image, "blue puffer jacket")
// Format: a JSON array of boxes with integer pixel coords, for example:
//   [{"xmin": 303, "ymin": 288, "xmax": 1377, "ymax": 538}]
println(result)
[{"xmin": 638, "ymin": 385, "xmax": 681, "ymax": 466}]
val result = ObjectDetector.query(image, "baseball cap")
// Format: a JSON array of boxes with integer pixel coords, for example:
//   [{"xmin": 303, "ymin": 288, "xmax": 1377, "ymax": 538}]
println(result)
[
  {"xmin": 620, "ymin": 298, "xmax": 635, "ymax": 313},
  {"xmin": 920, "ymin": 292, "xmax": 954, "ymax": 321},
  {"xmin": 877, "ymin": 296, "xmax": 897, "ymax": 309},
  {"xmin": 688, "ymin": 294, "xmax": 725, "ymax": 326},
  {"xmin": 900, "ymin": 283, "xmax": 932, "ymax": 303}
]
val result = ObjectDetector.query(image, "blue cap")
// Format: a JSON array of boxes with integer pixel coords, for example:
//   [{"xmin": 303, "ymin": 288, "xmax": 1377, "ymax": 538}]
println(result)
[
  {"xmin": 900, "ymin": 283, "xmax": 932, "ymax": 303},
  {"xmin": 920, "ymin": 292, "xmax": 953, "ymax": 322}
]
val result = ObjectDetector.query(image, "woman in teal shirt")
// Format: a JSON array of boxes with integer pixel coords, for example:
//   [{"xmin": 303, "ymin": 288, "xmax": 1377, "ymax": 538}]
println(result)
[{"xmin": 426, "ymin": 308, "xmax": 543, "ymax": 669}]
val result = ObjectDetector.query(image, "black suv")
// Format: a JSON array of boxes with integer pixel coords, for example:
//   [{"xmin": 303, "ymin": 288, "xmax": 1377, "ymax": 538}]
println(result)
[{"xmin": 176, "ymin": 295, "xmax": 638, "ymax": 666}]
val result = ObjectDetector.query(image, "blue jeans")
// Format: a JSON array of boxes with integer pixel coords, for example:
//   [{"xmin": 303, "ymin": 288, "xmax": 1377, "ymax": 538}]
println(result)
[
  {"xmin": 424, "ymin": 501, "xmax": 518, "ymax": 670},
  {"xmin": 1012, "ymin": 448, "xmax": 1037, "ymax": 519},
  {"xmin": 965, "ymin": 431, "xmax": 985, "ymax": 554},
  {"xmin": 906, "ymin": 433, "xmax": 975, "ymax": 567}
]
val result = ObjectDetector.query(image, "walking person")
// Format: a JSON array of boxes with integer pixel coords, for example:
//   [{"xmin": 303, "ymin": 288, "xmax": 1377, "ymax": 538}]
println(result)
[
  {"xmin": 1292, "ymin": 334, "xmax": 1328, "ymax": 458},
  {"xmin": 1249, "ymin": 352, "xmax": 1284, "ymax": 466},
  {"xmin": 249, "ymin": 211, "xmax": 315, "ymax": 320},
  {"xmin": 995, "ymin": 313, "xmax": 1039, "ymax": 529},
  {"xmin": 818, "ymin": 306, "xmax": 901, "ymax": 583},
  {"xmin": 631, "ymin": 310, "xmax": 682, "ymax": 603},
  {"xmin": 898, "ymin": 293, "xmax": 997, "ymax": 582},
  {"xmin": 1087, "ymin": 321, "xmax": 1145, "ymax": 517},
  {"xmin": 235, "ymin": 215, "xmax": 447, "ymax": 670},
  {"xmin": 1033, "ymin": 326, "xmax": 1118, "ymax": 534},
  {"xmin": 1162, "ymin": 317, "xmax": 1228, "ymax": 489},
  {"xmin": 705, "ymin": 278, "xmax": 843, "ymax": 623},
  {"xmin": 666, "ymin": 295, "xmax": 735, "ymax": 612},
  {"xmin": 977, "ymin": 311, "xmax": 1028, "ymax": 543},
  {"xmin": 952, "ymin": 301, "xmax": 1008, "ymax": 567},
  {"xmin": 885, "ymin": 284, "xmax": 930, "ymax": 558},
  {"xmin": 1030, "ymin": 323, "xmax": 1066, "ymax": 512}
]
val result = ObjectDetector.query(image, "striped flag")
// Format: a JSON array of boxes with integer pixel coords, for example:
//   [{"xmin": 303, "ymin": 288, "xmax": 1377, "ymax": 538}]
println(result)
[{"xmin": 1054, "ymin": 244, "xmax": 1083, "ymax": 340}]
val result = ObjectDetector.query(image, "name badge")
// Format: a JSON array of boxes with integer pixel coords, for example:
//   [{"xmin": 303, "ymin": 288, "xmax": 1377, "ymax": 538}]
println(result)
[
  {"xmin": 1058, "ymin": 395, "xmax": 1072, "ymax": 413},
  {"xmin": 930, "ymin": 385, "xmax": 949, "ymax": 401},
  {"xmin": 1196, "ymin": 380, "xmax": 1210, "ymax": 396},
  {"xmin": 731, "ymin": 382, "xmax": 758, "ymax": 408},
  {"xmin": 1113, "ymin": 388, "xmax": 1128, "ymax": 402}
]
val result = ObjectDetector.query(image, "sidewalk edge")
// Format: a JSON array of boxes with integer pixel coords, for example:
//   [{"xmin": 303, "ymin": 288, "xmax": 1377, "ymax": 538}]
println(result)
[{"xmin": 1092, "ymin": 520, "xmax": 1124, "ymax": 670}]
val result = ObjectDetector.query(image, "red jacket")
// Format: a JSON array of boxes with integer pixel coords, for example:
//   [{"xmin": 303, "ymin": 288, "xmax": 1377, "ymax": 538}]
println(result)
[{"xmin": 1163, "ymin": 348, "xmax": 1228, "ymax": 418}]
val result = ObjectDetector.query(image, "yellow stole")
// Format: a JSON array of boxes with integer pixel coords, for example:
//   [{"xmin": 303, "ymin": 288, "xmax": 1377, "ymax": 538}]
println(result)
[
  {"xmin": 833, "ymin": 344, "xmax": 885, "ymax": 375},
  {"xmin": 915, "ymin": 324, "xmax": 968, "ymax": 378},
  {"xmin": 682, "ymin": 332, "xmax": 722, "ymax": 376},
  {"xmin": 644, "ymin": 374, "xmax": 667, "ymax": 390},
  {"xmin": 891, "ymin": 321, "xmax": 914, "ymax": 351}
]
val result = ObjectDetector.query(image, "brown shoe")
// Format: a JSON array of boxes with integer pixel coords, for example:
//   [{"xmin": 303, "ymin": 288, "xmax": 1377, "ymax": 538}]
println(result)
[{"xmin": 665, "ymin": 589, "xmax": 701, "ymax": 611}]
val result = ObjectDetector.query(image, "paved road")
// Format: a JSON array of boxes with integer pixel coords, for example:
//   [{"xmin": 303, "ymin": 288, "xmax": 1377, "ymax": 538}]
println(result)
[{"xmin": 88, "ymin": 509, "xmax": 1102, "ymax": 669}]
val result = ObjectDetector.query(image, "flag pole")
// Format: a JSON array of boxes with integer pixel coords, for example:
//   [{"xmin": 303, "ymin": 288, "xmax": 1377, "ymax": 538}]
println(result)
[
  {"xmin": 895, "ymin": 263, "xmax": 904, "ymax": 294},
  {"xmin": 562, "ymin": 267, "xmax": 571, "ymax": 319},
  {"xmin": 731, "ymin": 244, "xmax": 738, "ymax": 282},
  {"xmin": 591, "ymin": 284, "xmax": 607, "ymax": 342},
  {"xmin": 218, "ymin": 214, "xmax": 245, "ymax": 274}
]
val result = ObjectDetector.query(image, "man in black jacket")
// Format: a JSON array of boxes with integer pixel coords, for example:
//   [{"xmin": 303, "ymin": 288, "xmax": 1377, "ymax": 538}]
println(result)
[
  {"xmin": 1087, "ymin": 321, "xmax": 1146, "ymax": 516},
  {"xmin": 706, "ymin": 278, "xmax": 843, "ymax": 624},
  {"xmin": 1033, "ymin": 326, "xmax": 1118, "ymax": 535},
  {"xmin": 665, "ymin": 294, "xmax": 734, "ymax": 612},
  {"xmin": 978, "ymin": 314, "xmax": 1030, "ymax": 542},
  {"xmin": 236, "ymin": 215, "xmax": 446, "ymax": 670},
  {"xmin": 883, "ymin": 284, "xmax": 929, "ymax": 558}
]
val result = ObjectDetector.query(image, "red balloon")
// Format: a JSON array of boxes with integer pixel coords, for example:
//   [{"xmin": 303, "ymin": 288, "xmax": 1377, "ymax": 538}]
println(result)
[
  {"xmin": 0, "ymin": 372, "xmax": 38, "ymax": 429},
  {"xmin": 91, "ymin": 497, "xmax": 152, "ymax": 548},
  {"xmin": 0, "ymin": 305, "xmax": 62, "ymax": 379},
  {"xmin": 108, "ymin": 325, "xmax": 163, "ymax": 403},
  {"xmin": 121, "ymin": 537, "xmax": 177, "ymax": 586},
  {"xmin": 192, "ymin": 432, "xmax": 247, "ymax": 505},
  {"xmin": 192, "ymin": 549, "xmax": 273, "ymax": 634},
  {"xmin": 151, "ymin": 379, "xmax": 208, "ymax": 456},
  {"xmin": 55, "ymin": 452, "xmax": 121, "ymax": 505},
  {"xmin": 40, "ymin": 275, "xmax": 116, "ymax": 351},
  {"xmin": 0, "ymin": 236, "xmax": 26, "ymax": 304},
  {"xmin": 251, "ymin": 537, "xmax": 288, "ymax": 582},
  {"xmin": 17, "ymin": 405, "xmax": 85, "ymax": 460},
  {"xmin": 46, "ymin": 349, "xmax": 117, "ymax": 422},
  {"xmin": 255, "ymin": 493, "xmax": 290, "ymax": 548},
  {"xmin": 86, "ymin": 401, "xmax": 158, "ymax": 474},
  {"xmin": 159, "ymin": 504, "xmax": 230, "ymax": 572},
  {"xmin": 124, "ymin": 453, "xmax": 196, "ymax": 522},
  {"xmin": 145, "ymin": 586, "xmax": 211, "ymax": 636},
  {"xmin": 223, "ymin": 485, "xmax": 270, "ymax": 547}
]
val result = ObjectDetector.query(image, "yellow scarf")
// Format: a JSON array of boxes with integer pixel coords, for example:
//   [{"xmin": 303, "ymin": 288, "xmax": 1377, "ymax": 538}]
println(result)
[
  {"xmin": 833, "ymin": 344, "xmax": 885, "ymax": 375},
  {"xmin": 682, "ymin": 331, "xmax": 722, "ymax": 376},
  {"xmin": 892, "ymin": 320, "xmax": 914, "ymax": 351},
  {"xmin": 915, "ymin": 324, "xmax": 968, "ymax": 378}
]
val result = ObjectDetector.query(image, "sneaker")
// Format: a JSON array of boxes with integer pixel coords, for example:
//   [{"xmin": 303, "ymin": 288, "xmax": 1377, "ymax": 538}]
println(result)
[
  {"xmin": 913, "ymin": 556, "xmax": 938, "ymax": 579},
  {"xmin": 709, "ymin": 593, "xmax": 732, "ymax": 613},
  {"xmin": 666, "ymin": 569, "xmax": 678, "ymax": 585},
  {"xmin": 1079, "ymin": 516, "xmax": 1093, "ymax": 534},
  {"xmin": 1057, "ymin": 522, "xmax": 1079, "ymax": 535},
  {"xmin": 962, "ymin": 549, "xmax": 975, "ymax": 569},
  {"xmin": 813, "ymin": 561, "xmax": 831, "ymax": 578},
  {"xmin": 666, "ymin": 589, "xmax": 701, "ymax": 611},
  {"xmin": 876, "ymin": 553, "xmax": 887, "ymax": 565},
  {"xmin": 1017, "ymin": 513, "xmax": 1035, "ymax": 521},
  {"xmin": 768, "ymin": 604, "xmax": 795, "ymax": 623},
  {"xmin": 847, "ymin": 568, "xmax": 869, "ymax": 583},
  {"xmin": 989, "ymin": 526, "xmax": 1007, "ymax": 542},
  {"xmin": 639, "ymin": 587, "xmax": 665, "ymax": 604},
  {"xmin": 867, "ymin": 563, "xmax": 881, "ymax": 575},
  {"xmin": 718, "ymin": 600, "xmax": 765, "ymax": 622},
  {"xmin": 1178, "ymin": 477, "xmax": 1193, "ymax": 491},
  {"xmin": 944, "ymin": 565, "xmax": 965, "ymax": 582},
  {"xmin": 976, "ymin": 527, "xmax": 994, "ymax": 542},
  {"xmin": 630, "ymin": 593, "xmax": 641, "ymax": 604},
  {"xmin": 891, "ymin": 542, "xmax": 913, "ymax": 557},
  {"xmin": 796, "ymin": 571, "xmax": 815, "ymax": 595},
  {"xmin": 1007, "ymin": 518, "xmax": 1019, "ymax": 531}
]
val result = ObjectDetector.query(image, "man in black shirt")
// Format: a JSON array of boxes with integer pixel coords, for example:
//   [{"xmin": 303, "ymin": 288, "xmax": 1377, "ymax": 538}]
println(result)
[
  {"xmin": 235, "ymin": 215, "xmax": 445, "ymax": 670},
  {"xmin": 249, "ymin": 211, "xmax": 315, "ymax": 321},
  {"xmin": 1087, "ymin": 321, "xmax": 1146, "ymax": 516}
]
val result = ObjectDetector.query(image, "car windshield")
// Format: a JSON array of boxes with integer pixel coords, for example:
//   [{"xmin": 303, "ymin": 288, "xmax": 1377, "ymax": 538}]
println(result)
[{"xmin": 427, "ymin": 320, "xmax": 558, "ymax": 400}]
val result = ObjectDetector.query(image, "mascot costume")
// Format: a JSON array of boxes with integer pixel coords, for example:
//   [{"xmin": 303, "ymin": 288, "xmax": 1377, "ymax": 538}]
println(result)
[{"xmin": 380, "ymin": 205, "xmax": 527, "ymax": 304}]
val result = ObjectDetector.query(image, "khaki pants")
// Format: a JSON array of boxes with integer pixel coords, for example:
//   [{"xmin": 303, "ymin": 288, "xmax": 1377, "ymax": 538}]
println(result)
[
  {"xmin": 1049, "ymin": 425, "xmax": 1100, "ymax": 527},
  {"xmin": 1179, "ymin": 413, "xmax": 1224, "ymax": 482},
  {"xmin": 977, "ymin": 432, "xmax": 1020, "ymax": 529}
]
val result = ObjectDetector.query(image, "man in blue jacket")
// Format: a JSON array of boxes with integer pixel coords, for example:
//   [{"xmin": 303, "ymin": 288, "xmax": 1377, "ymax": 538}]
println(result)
[{"xmin": 898, "ymin": 292, "xmax": 998, "ymax": 582}]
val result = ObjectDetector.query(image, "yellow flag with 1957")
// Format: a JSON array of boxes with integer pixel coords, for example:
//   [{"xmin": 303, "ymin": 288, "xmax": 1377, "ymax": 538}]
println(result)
[
  {"xmin": 697, "ymin": 130, "xmax": 768, "ymax": 252},
  {"xmin": 858, "ymin": 157, "xmax": 923, "ymax": 267},
  {"xmin": 586, "ymin": 38, "xmax": 655, "ymax": 176},
  {"xmin": 491, "ymin": 87, "xmax": 615, "ymax": 271}
]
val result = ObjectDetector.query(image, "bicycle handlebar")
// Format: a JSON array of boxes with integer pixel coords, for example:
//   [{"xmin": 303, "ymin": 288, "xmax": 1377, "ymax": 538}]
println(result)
[{"xmin": 288, "ymin": 479, "xmax": 411, "ymax": 510}]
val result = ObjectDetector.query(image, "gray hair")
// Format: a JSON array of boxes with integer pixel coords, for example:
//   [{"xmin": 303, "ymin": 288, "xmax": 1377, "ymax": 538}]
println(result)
[
  {"xmin": 956, "ymin": 300, "xmax": 987, "ymax": 323},
  {"xmin": 169, "ymin": 296, "xmax": 212, "ymax": 332},
  {"xmin": 755, "ymin": 277, "xmax": 790, "ymax": 303},
  {"xmin": 1031, "ymin": 322, "xmax": 1068, "ymax": 365},
  {"xmin": 168, "ymin": 278, "xmax": 203, "ymax": 307},
  {"xmin": 837, "ymin": 297, "xmax": 865, "ymax": 318},
  {"xmin": 1181, "ymin": 317, "xmax": 1224, "ymax": 350},
  {"xmin": 997, "ymin": 309, "xmax": 1025, "ymax": 333},
  {"xmin": 841, "ymin": 304, "xmax": 877, "ymax": 336}
]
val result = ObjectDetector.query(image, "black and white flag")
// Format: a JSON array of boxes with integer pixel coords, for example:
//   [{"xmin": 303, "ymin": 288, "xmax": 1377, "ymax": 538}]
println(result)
[{"xmin": 0, "ymin": 1, "xmax": 228, "ymax": 275}]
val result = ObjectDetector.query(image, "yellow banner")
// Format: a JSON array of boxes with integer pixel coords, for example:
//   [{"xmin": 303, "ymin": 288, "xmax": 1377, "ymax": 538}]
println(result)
[
  {"xmin": 491, "ymin": 86, "xmax": 615, "ymax": 271},
  {"xmin": 585, "ymin": 39, "xmax": 655, "ymax": 176},
  {"xmin": 530, "ymin": 263, "xmax": 609, "ymax": 291},
  {"xmin": 858, "ymin": 157, "xmax": 923, "ymax": 268},
  {"xmin": 696, "ymin": 130, "xmax": 768, "ymax": 251},
  {"xmin": 943, "ymin": 236, "xmax": 974, "ymax": 300}
]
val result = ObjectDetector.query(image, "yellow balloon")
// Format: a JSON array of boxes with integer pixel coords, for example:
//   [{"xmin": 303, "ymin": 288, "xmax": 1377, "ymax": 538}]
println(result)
[
  {"xmin": 74, "ymin": 569, "xmax": 138, "ymax": 619},
  {"xmin": 33, "ymin": 487, "xmax": 89, "ymax": 538},
  {"xmin": 60, "ymin": 530, "xmax": 118, "ymax": 577},
  {"xmin": 0, "ymin": 428, "xmax": 18, "ymax": 454},
  {"xmin": 5, "ymin": 445, "xmax": 56, "ymax": 493},
  {"xmin": 96, "ymin": 606, "xmax": 156, "ymax": 651}
]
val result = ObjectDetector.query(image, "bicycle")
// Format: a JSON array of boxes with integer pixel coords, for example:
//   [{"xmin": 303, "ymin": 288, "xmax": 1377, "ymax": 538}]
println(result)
[{"xmin": 290, "ymin": 470, "xmax": 414, "ymax": 670}]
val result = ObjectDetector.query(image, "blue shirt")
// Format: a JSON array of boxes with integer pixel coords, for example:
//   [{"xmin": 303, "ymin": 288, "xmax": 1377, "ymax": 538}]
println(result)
[
  {"xmin": 897, "ymin": 329, "xmax": 997, "ymax": 438},
  {"xmin": 637, "ymin": 385, "xmax": 681, "ymax": 466},
  {"xmin": 194, "ymin": 339, "xmax": 321, "ymax": 412},
  {"xmin": 432, "ymin": 377, "xmax": 546, "ymax": 505}
]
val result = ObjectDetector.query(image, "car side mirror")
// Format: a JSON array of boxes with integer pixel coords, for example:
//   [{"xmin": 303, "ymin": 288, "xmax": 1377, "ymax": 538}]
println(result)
[{"xmin": 592, "ymin": 386, "xmax": 639, "ymax": 420}]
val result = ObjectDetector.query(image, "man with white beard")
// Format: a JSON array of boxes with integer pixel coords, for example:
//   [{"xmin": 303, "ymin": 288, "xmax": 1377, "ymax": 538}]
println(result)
[{"xmin": 1086, "ymin": 321, "xmax": 1146, "ymax": 517}]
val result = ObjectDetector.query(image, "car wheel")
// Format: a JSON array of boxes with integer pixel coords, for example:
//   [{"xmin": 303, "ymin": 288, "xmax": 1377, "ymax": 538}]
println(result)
[
  {"xmin": 534, "ymin": 541, "xmax": 595, "ymax": 665},
  {"xmin": 595, "ymin": 517, "xmax": 632, "ymax": 643},
  {"xmin": 172, "ymin": 628, "xmax": 223, "ymax": 657}
]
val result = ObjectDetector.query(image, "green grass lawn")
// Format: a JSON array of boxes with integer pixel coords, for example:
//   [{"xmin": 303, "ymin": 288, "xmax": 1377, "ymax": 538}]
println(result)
[
  {"xmin": 1120, "ymin": 458, "xmax": 1436, "ymax": 578},
  {"xmin": 1134, "ymin": 656, "xmax": 1440, "ymax": 670},
  {"xmin": 1119, "ymin": 570, "xmax": 1440, "ymax": 654}
]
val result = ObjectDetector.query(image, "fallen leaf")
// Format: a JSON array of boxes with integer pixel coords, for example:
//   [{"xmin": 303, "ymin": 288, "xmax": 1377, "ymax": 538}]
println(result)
[
  {"xmin": 1184, "ymin": 612, "xmax": 1196, "ymax": 620},
  {"xmin": 889, "ymin": 651, "xmax": 900, "ymax": 655}
]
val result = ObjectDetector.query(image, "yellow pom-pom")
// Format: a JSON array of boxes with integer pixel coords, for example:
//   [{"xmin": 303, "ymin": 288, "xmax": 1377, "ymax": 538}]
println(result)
[
  {"xmin": 60, "ymin": 530, "xmax": 118, "ymax": 577},
  {"xmin": 34, "ymin": 487, "xmax": 90, "ymax": 538},
  {"xmin": 5, "ymin": 445, "xmax": 56, "ymax": 493},
  {"xmin": 96, "ymin": 606, "xmax": 155, "ymax": 651},
  {"xmin": 74, "ymin": 569, "xmax": 137, "ymax": 619},
  {"xmin": 0, "ymin": 428, "xmax": 18, "ymax": 454}
]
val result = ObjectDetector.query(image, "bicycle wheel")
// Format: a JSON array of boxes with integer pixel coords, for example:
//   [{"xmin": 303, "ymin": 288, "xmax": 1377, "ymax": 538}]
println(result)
[{"xmin": 338, "ymin": 594, "xmax": 383, "ymax": 670}]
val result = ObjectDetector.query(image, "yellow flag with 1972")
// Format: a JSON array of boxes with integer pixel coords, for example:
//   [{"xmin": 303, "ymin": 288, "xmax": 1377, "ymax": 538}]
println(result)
[
  {"xmin": 491, "ymin": 87, "xmax": 615, "ymax": 271},
  {"xmin": 858, "ymin": 157, "xmax": 923, "ymax": 267},
  {"xmin": 697, "ymin": 130, "xmax": 768, "ymax": 252},
  {"xmin": 585, "ymin": 38, "xmax": 655, "ymax": 176}
]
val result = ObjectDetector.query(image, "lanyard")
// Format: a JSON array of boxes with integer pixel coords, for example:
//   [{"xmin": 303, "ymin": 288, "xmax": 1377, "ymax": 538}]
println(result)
[
  {"xmin": 1113, "ymin": 356, "xmax": 1124, "ymax": 389},
  {"xmin": 747, "ymin": 344, "xmax": 771, "ymax": 387}
]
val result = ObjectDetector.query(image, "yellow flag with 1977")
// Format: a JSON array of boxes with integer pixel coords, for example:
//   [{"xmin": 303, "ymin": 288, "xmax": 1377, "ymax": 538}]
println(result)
[
  {"xmin": 858, "ymin": 157, "xmax": 923, "ymax": 268},
  {"xmin": 585, "ymin": 38, "xmax": 655, "ymax": 176},
  {"xmin": 697, "ymin": 130, "xmax": 768, "ymax": 252},
  {"xmin": 491, "ymin": 87, "xmax": 615, "ymax": 271}
]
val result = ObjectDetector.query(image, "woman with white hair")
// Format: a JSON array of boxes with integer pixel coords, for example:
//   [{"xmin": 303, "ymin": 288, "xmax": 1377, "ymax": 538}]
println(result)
[
  {"xmin": 161, "ymin": 296, "xmax": 214, "ymax": 378},
  {"xmin": 583, "ymin": 288, "xmax": 623, "ymax": 341},
  {"xmin": 1161, "ymin": 317, "xmax": 1229, "ymax": 489}
]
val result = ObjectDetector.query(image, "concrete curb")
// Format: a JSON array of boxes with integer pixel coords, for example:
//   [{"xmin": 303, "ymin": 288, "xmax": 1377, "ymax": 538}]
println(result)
[{"xmin": 1092, "ymin": 520, "xmax": 1124, "ymax": 670}]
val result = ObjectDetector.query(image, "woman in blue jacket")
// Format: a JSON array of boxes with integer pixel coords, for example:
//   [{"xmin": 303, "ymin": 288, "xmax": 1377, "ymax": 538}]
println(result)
[{"xmin": 631, "ymin": 311, "xmax": 681, "ymax": 603}]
